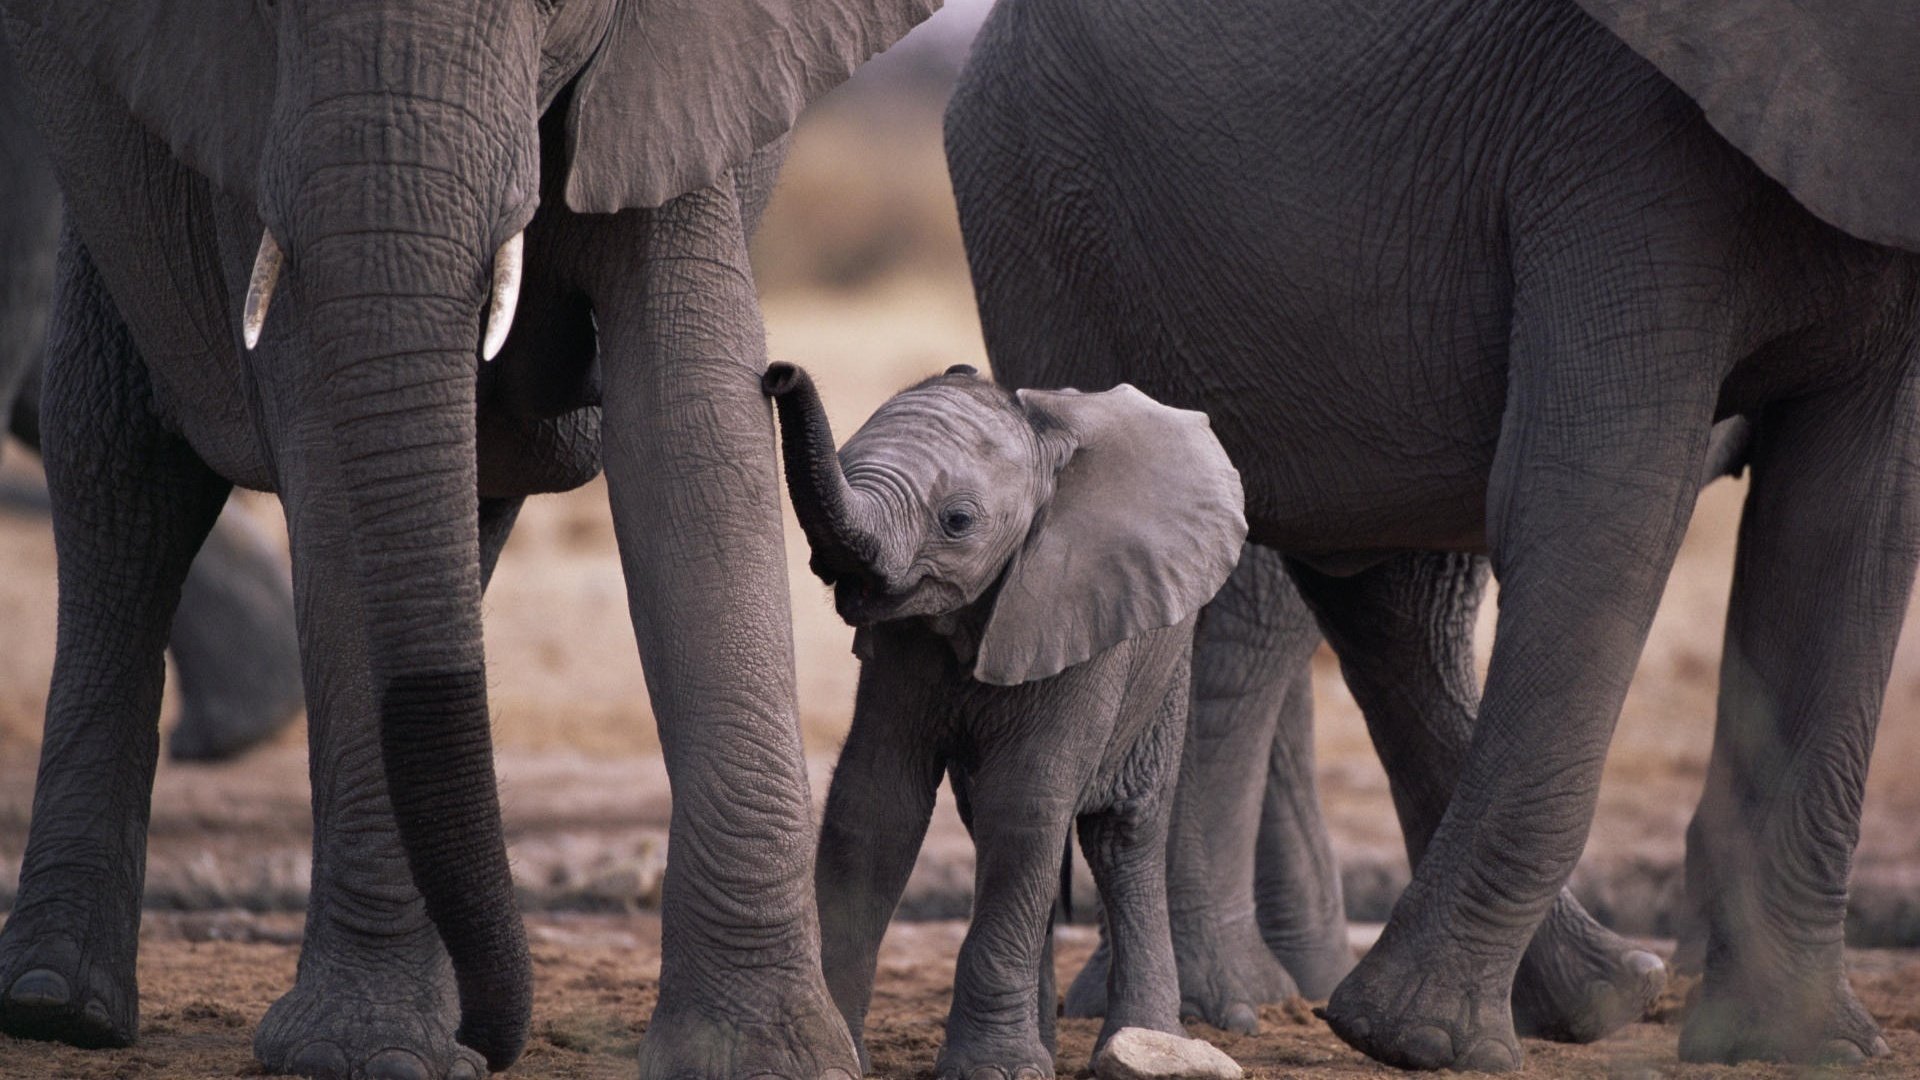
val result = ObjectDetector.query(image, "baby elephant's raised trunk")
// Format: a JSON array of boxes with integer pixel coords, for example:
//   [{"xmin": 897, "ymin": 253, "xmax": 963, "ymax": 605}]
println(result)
[{"xmin": 763, "ymin": 362, "xmax": 882, "ymax": 581}]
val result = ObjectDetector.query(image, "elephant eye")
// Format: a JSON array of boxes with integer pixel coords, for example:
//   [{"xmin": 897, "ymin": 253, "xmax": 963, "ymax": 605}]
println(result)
[{"xmin": 940, "ymin": 506, "xmax": 977, "ymax": 538}]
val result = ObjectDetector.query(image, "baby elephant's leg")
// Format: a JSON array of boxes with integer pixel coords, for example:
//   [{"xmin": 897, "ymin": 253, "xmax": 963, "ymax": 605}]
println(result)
[
  {"xmin": 941, "ymin": 779, "xmax": 1074, "ymax": 1080},
  {"xmin": 1077, "ymin": 730, "xmax": 1186, "ymax": 1050}
]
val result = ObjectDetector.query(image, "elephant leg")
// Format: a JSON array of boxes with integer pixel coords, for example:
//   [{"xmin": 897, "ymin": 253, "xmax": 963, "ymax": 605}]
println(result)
[
  {"xmin": 1251, "ymin": 579, "xmax": 1352, "ymax": 999},
  {"xmin": 584, "ymin": 160, "xmax": 855, "ymax": 1080},
  {"xmin": 1291, "ymin": 551, "xmax": 1665, "ymax": 1042},
  {"xmin": 1319, "ymin": 250, "xmax": 1721, "ymax": 1071},
  {"xmin": 956, "ymin": 767, "xmax": 1061, "ymax": 1058},
  {"xmin": 0, "ymin": 231, "xmax": 229, "ymax": 1048},
  {"xmin": 815, "ymin": 629, "xmax": 945, "ymax": 1072},
  {"xmin": 164, "ymin": 505, "xmax": 305, "ymax": 761},
  {"xmin": 1678, "ymin": 378, "xmax": 1918, "ymax": 1066},
  {"xmin": 1076, "ymin": 684, "xmax": 1187, "ymax": 1059},
  {"xmin": 1091, "ymin": 544, "xmax": 1305, "ymax": 1034},
  {"xmin": 941, "ymin": 779, "xmax": 1074, "ymax": 1080},
  {"xmin": 251, "ymin": 494, "xmax": 522, "ymax": 1080}
]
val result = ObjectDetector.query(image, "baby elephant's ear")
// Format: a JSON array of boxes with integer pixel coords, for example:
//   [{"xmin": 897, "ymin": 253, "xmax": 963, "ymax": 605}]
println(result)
[{"xmin": 973, "ymin": 385, "xmax": 1246, "ymax": 686}]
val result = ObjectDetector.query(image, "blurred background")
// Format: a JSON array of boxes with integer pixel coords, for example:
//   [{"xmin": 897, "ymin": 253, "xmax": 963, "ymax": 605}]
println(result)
[{"xmin": 0, "ymin": 0, "xmax": 1915, "ymax": 952}]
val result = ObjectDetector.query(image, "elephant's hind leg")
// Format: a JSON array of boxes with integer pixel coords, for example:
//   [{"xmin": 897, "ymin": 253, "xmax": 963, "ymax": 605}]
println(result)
[
  {"xmin": 1678, "ymin": 372, "xmax": 1919, "ymax": 1066},
  {"xmin": 0, "ymin": 228, "xmax": 230, "ymax": 1048},
  {"xmin": 1291, "ymin": 551, "xmax": 1666, "ymax": 1042},
  {"xmin": 164, "ymin": 505, "xmax": 304, "ymax": 762}
]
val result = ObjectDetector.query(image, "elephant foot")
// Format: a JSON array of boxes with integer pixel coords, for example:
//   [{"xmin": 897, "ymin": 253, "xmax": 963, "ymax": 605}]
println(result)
[
  {"xmin": 1173, "ymin": 911, "xmax": 1298, "ymax": 1035},
  {"xmin": 1259, "ymin": 925, "xmax": 1355, "ymax": 1002},
  {"xmin": 1067, "ymin": 916, "xmax": 1291, "ymax": 1036},
  {"xmin": 1679, "ymin": 964, "xmax": 1889, "ymax": 1066},
  {"xmin": 935, "ymin": 1033, "xmax": 1056, "ymax": 1080},
  {"xmin": 167, "ymin": 690, "xmax": 303, "ymax": 762},
  {"xmin": 1317, "ymin": 930, "xmax": 1521, "ymax": 1072},
  {"xmin": 0, "ymin": 913, "xmax": 137, "ymax": 1049},
  {"xmin": 637, "ymin": 970, "xmax": 859, "ymax": 1080},
  {"xmin": 254, "ymin": 942, "xmax": 480, "ymax": 1080},
  {"xmin": 1510, "ymin": 893, "xmax": 1664, "ymax": 1042}
]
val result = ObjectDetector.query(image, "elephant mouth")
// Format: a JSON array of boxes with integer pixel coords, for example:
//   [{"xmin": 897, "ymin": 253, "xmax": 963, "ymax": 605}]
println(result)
[{"xmin": 832, "ymin": 572, "xmax": 966, "ymax": 628}]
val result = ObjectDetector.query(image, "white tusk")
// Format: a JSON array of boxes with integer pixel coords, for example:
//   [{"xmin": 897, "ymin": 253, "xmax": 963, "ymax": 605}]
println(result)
[
  {"xmin": 481, "ymin": 231, "xmax": 523, "ymax": 362},
  {"xmin": 242, "ymin": 230, "xmax": 284, "ymax": 351}
]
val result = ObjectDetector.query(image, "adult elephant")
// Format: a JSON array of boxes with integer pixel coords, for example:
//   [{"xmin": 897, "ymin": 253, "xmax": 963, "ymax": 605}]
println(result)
[
  {"xmin": 949, "ymin": 0, "xmax": 1918, "ymax": 1070},
  {"xmin": 0, "ymin": 43, "xmax": 302, "ymax": 761},
  {"xmin": 1108, "ymin": 419, "xmax": 1754, "ymax": 1040},
  {"xmin": 0, "ymin": 3, "xmax": 938, "ymax": 1079}
]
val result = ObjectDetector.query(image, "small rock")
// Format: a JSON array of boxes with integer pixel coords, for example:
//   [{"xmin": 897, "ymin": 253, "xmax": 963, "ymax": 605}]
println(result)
[{"xmin": 1094, "ymin": 1027, "xmax": 1243, "ymax": 1080}]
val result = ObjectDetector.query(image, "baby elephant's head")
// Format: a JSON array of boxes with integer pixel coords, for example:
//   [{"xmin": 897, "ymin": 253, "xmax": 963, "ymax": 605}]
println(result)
[{"xmin": 765, "ymin": 362, "xmax": 1246, "ymax": 685}]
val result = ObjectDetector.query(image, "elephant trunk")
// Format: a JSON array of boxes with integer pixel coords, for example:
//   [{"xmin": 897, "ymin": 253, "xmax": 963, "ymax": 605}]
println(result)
[
  {"xmin": 762, "ymin": 362, "xmax": 884, "ymax": 582},
  {"xmin": 309, "ymin": 267, "xmax": 530, "ymax": 1071},
  {"xmin": 280, "ymin": 144, "xmax": 531, "ymax": 1065}
]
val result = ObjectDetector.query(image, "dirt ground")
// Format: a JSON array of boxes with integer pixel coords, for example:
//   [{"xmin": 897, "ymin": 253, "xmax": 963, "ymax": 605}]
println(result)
[
  {"xmin": 1, "ymin": 913, "xmax": 1918, "ymax": 1079},
  {"xmin": 3, "ymin": 52, "xmax": 1920, "ymax": 1080}
]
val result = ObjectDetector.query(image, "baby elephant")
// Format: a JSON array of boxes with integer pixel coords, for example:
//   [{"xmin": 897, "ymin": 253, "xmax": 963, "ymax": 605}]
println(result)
[{"xmin": 765, "ymin": 362, "xmax": 1248, "ymax": 1079}]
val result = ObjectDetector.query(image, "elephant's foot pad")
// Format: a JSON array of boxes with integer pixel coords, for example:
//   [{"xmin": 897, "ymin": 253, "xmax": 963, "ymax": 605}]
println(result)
[
  {"xmin": 254, "ymin": 964, "xmax": 483, "ymax": 1080},
  {"xmin": 1679, "ymin": 969, "xmax": 1890, "ymax": 1066},
  {"xmin": 1512, "ymin": 899, "xmax": 1666, "ymax": 1043},
  {"xmin": 637, "ymin": 976, "xmax": 859, "ymax": 1080},
  {"xmin": 1094, "ymin": 1027, "xmax": 1244, "ymax": 1080},
  {"xmin": 1317, "ymin": 941, "xmax": 1522, "ymax": 1072},
  {"xmin": 0, "ymin": 920, "xmax": 137, "ymax": 1049}
]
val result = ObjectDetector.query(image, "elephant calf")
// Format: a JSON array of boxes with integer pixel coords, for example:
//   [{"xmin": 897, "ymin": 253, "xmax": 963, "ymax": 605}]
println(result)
[{"xmin": 765, "ymin": 362, "xmax": 1246, "ymax": 1079}]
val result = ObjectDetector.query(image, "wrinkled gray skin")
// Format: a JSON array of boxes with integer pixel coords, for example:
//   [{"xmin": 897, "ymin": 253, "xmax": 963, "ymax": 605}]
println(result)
[
  {"xmin": 0, "ymin": 46, "xmax": 301, "ymax": 761},
  {"xmin": 0, "ymin": 0, "xmax": 940, "ymax": 1077},
  {"xmin": 1075, "ymin": 418, "xmax": 1755, "ymax": 1042},
  {"xmin": 951, "ymin": 0, "xmax": 1920, "ymax": 1070},
  {"xmin": 765, "ymin": 363, "xmax": 1246, "ymax": 1078}
]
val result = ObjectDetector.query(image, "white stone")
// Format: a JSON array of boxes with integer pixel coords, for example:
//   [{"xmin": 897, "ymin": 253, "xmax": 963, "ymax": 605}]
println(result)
[{"xmin": 1094, "ymin": 1027, "xmax": 1244, "ymax": 1080}]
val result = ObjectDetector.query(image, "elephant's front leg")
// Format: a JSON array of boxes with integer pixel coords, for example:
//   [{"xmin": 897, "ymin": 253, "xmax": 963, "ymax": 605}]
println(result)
[
  {"xmin": 1318, "ymin": 254, "xmax": 1722, "ymax": 1072},
  {"xmin": 0, "ymin": 231, "xmax": 230, "ymax": 1049},
  {"xmin": 816, "ymin": 628, "xmax": 946, "ymax": 1071},
  {"xmin": 942, "ymin": 784, "xmax": 1076, "ymax": 1080},
  {"xmin": 1290, "ymin": 551, "xmax": 1666, "ymax": 1043},
  {"xmin": 588, "ymin": 177, "xmax": 855, "ymax": 1080},
  {"xmin": 252, "ymin": 493, "xmax": 523, "ymax": 1080},
  {"xmin": 1678, "ymin": 375, "xmax": 1918, "ymax": 1066}
]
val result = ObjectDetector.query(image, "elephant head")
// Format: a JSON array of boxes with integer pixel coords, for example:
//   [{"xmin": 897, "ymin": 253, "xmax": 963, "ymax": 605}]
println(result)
[
  {"xmin": 1574, "ymin": 0, "xmax": 1920, "ymax": 251},
  {"xmin": 765, "ymin": 362, "xmax": 1247, "ymax": 684},
  {"xmin": 2, "ymin": 0, "xmax": 938, "ymax": 1068}
]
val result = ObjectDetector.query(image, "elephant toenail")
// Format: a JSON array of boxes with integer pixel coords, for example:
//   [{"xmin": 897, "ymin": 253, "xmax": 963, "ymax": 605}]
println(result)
[
  {"xmin": 1625, "ymin": 950, "xmax": 1665, "ymax": 981},
  {"xmin": 1223, "ymin": 1003, "xmax": 1259, "ymax": 1036},
  {"xmin": 1871, "ymin": 1036, "xmax": 1892, "ymax": 1058},
  {"xmin": 6, "ymin": 968, "xmax": 72, "ymax": 1007},
  {"xmin": 1012, "ymin": 1069, "xmax": 1048, "ymax": 1080},
  {"xmin": 1394, "ymin": 1025, "xmax": 1454, "ymax": 1069},
  {"xmin": 966, "ymin": 1067, "xmax": 1010, "ymax": 1080},
  {"xmin": 82, "ymin": 999, "xmax": 111, "ymax": 1026},
  {"xmin": 820, "ymin": 1070, "xmax": 858, "ymax": 1080},
  {"xmin": 365, "ymin": 1048, "xmax": 432, "ymax": 1080},
  {"xmin": 447, "ymin": 1060, "xmax": 482, "ymax": 1080},
  {"xmin": 1815, "ymin": 1038, "xmax": 1867, "ymax": 1065},
  {"xmin": 287, "ymin": 1041, "xmax": 351, "ymax": 1078},
  {"xmin": 1459, "ymin": 1039, "xmax": 1522, "ymax": 1072}
]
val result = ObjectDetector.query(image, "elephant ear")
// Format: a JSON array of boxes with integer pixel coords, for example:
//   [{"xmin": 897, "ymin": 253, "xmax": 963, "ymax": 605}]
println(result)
[
  {"xmin": 973, "ymin": 385, "xmax": 1246, "ymax": 686},
  {"xmin": 1576, "ymin": 0, "xmax": 1920, "ymax": 251},
  {"xmin": 2, "ymin": 0, "xmax": 275, "ymax": 199},
  {"xmin": 564, "ymin": 0, "xmax": 940, "ymax": 213}
]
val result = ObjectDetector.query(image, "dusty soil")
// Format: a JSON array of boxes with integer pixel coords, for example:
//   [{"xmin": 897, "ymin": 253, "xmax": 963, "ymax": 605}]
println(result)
[{"xmin": 1, "ymin": 913, "xmax": 1918, "ymax": 1079}]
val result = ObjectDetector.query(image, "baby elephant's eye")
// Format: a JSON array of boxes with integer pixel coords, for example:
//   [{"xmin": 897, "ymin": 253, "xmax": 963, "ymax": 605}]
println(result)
[{"xmin": 940, "ymin": 507, "xmax": 977, "ymax": 537}]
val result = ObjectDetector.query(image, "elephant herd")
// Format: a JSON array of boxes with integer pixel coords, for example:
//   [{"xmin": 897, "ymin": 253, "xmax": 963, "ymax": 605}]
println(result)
[{"xmin": 0, "ymin": 0, "xmax": 1915, "ymax": 1077}]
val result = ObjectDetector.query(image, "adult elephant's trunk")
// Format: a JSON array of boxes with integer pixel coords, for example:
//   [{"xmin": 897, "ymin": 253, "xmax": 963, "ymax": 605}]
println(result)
[
  {"xmin": 763, "ymin": 362, "xmax": 883, "ymax": 581},
  {"xmin": 275, "ymin": 183, "xmax": 530, "ymax": 1068}
]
